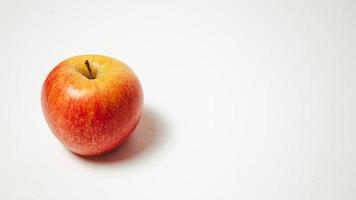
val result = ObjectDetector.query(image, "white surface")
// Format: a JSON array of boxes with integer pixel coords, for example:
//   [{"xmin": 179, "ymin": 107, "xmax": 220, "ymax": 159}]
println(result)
[{"xmin": 0, "ymin": 0, "xmax": 355, "ymax": 199}]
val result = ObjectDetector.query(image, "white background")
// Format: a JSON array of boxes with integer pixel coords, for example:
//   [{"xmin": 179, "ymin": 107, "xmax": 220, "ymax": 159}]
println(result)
[{"xmin": 0, "ymin": 0, "xmax": 355, "ymax": 199}]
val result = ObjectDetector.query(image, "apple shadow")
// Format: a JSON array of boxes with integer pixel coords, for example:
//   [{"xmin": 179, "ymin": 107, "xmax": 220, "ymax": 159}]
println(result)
[{"xmin": 74, "ymin": 106, "xmax": 166, "ymax": 163}]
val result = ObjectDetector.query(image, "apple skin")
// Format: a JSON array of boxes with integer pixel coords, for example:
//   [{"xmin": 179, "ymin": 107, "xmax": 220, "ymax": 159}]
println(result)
[{"xmin": 41, "ymin": 55, "xmax": 143, "ymax": 156}]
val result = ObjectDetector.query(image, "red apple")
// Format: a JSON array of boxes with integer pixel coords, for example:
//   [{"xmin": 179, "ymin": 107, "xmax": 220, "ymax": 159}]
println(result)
[{"xmin": 41, "ymin": 55, "xmax": 143, "ymax": 156}]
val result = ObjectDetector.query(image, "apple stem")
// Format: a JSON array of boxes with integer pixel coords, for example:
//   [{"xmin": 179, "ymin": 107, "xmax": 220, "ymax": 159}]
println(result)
[{"xmin": 84, "ymin": 60, "xmax": 94, "ymax": 79}]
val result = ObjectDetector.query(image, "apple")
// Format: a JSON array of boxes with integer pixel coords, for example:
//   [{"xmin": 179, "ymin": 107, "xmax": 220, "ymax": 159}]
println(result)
[{"xmin": 41, "ymin": 55, "xmax": 143, "ymax": 156}]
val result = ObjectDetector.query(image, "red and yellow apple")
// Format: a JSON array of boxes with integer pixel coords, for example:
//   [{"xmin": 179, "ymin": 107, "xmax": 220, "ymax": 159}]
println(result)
[{"xmin": 41, "ymin": 55, "xmax": 143, "ymax": 156}]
